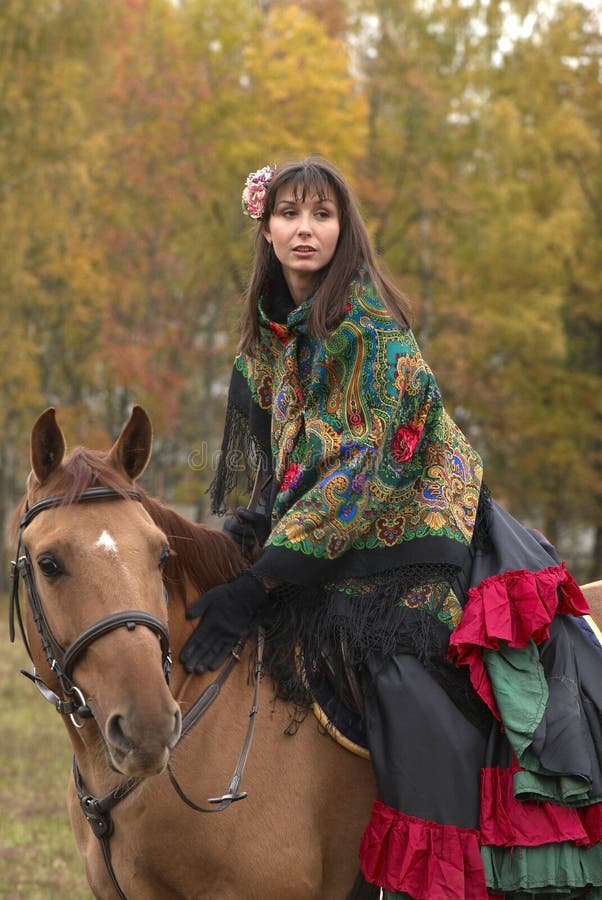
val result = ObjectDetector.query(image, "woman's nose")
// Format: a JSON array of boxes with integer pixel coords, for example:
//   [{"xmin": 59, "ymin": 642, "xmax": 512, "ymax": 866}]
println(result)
[{"xmin": 297, "ymin": 214, "xmax": 312, "ymax": 235}]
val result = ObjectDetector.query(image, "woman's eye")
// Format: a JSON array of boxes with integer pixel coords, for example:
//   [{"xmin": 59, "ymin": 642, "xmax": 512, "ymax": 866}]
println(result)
[{"xmin": 37, "ymin": 555, "xmax": 63, "ymax": 578}]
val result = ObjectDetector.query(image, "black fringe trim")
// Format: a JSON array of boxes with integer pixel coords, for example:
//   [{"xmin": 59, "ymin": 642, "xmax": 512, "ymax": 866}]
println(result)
[
  {"xmin": 209, "ymin": 365, "xmax": 273, "ymax": 516},
  {"xmin": 472, "ymin": 481, "xmax": 493, "ymax": 553},
  {"xmin": 209, "ymin": 401, "xmax": 258, "ymax": 515},
  {"xmin": 264, "ymin": 562, "xmax": 458, "ymax": 662},
  {"xmin": 257, "ymin": 561, "xmax": 493, "ymax": 735}
]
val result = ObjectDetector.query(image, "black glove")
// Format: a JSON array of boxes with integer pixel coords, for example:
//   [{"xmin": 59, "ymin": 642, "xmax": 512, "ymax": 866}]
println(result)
[
  {"xmin": 223, "ymin": 507, "xmax": 271, "ymax": 559},
  {"xmin": 179, "ymin": 570, "xmax": 267, "ymax": 674}
]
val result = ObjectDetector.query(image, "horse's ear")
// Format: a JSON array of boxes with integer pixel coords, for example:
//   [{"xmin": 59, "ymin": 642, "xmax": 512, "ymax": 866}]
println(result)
[
  {"xmin": 30, "ymin": 407, "xmax": 66, "ymax": 485},
  {"xmin": 109, "ymin": 405, "xmax": 153, "ymax": 481}
]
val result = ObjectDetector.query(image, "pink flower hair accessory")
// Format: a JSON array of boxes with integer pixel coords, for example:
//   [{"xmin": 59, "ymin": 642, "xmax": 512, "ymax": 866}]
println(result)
[{"xmin": 242, "ymin": 165, "xmax": 276, "ymax": 219}]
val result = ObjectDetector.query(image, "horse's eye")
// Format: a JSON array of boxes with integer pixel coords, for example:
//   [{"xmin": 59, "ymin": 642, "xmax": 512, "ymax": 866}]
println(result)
[
  {"xmin": 37, "ymin": 555, "xmax": 63, "ymax": 578},
  {"xmin": 158, "ymin": 545, "xmax": 171, "ymax": 570}
]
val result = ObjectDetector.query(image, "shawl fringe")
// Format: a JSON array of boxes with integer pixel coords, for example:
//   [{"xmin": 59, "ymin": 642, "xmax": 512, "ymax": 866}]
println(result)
[
  {"xmin": 209, "ymin": 398, "xmax": 264, "ymax": 515},
  {"xmin": 261, "ymin": 566, "xmax": 493, "ymax": 735}
]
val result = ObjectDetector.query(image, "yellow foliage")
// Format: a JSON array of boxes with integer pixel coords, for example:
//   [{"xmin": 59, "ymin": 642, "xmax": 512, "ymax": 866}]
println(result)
[
  {"xmin": 242, "ymin": 4, "xmax": 368, "ymax": 167},
  {"xmin": 0, "ymin": 0, "xmax": 600, "ymax": 580}
]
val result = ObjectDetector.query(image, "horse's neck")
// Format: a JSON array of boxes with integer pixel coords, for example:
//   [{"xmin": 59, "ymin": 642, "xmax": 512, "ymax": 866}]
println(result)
[
  {"xmin": 155, "ymin": 507, "xmax": 246, "ymax": 696},
  {"xmin": 166, "ymin": 575, "xmax": 207, "ymax": 698}
]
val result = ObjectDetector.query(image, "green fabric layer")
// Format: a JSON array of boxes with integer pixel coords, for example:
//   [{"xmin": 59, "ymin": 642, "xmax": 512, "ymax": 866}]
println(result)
[
  {"xmin": 484, "ymin": 641, "xmax": 548, "ymax": 758},
  {"xmin": 483, "ymin": 841, "xmax": 602, "ymax": 896},
  {"xmin": 513, "ymin": 768, "xmax": 594, "ymax": 807},
  {"xmin": 507, "ymin": 891, "xmax": 602, "ymax": 899},
  {"xmin": 384, "ymin": 889, "xmax": 602, "ymax": 898},
  {"xmin": 484, "ymin": 642, "xmax": 593, "ymax": 805}
]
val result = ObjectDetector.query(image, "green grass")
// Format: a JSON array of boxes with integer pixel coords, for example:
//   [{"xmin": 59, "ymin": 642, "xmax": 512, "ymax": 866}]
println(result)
[{"xmin": 0, "ymin": 604, "xmax": 91, "ymax": 898}]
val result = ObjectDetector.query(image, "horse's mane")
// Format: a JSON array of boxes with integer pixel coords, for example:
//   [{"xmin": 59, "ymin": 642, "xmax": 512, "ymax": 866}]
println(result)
[
  {"xmin": 15, "ymin": 446, "xmax": 245, "ymax": 599},
  {"xmin": 32, "ymin": 446, "xmax": 133, "ymax": 505},
  {"xmin": 139, "ymin": 493, "xmax": 245, "ymax": 601},
  {"xmin": 10, "ymin": 446, "xmax": 125, "ymax": 540}
]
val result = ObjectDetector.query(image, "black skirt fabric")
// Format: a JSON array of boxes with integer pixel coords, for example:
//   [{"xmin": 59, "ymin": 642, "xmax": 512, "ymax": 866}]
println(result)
[{"xmin": 358, "ymin": 501, "xmax": 602, "ymax": 899}]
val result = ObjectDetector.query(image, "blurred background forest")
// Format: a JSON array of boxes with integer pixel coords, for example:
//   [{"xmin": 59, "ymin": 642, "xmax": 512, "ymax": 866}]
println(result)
[{"xmin": 1, "ymin": 0, "xmax": 600, "ymax": 588}]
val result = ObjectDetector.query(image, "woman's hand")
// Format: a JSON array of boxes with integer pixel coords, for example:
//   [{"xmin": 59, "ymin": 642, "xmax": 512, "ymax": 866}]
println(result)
[
  {"xmin": 179, "ymin": 570, "xmax": 268, "ymax": 674},
  {"xmin": 223, "ymin": 507, "xmax": 271, "ymax": 560}
]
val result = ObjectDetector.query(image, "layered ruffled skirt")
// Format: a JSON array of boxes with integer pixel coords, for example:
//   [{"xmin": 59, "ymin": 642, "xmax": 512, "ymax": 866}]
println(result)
[{"xmin": 359, "ymin": 502, "xmax": 602, "ymax": 899}]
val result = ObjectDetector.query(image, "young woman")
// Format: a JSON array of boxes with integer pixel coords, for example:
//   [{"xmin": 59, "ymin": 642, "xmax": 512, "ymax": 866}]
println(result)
[{"xmin": 180, "ymin": 157, "xmax": 602, "ymax": 899}]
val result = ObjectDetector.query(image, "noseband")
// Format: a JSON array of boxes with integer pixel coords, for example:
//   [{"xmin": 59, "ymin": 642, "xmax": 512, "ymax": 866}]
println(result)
[{"xmin": 10, "ymin": 485, "xmax": 171, "ymax": 727}]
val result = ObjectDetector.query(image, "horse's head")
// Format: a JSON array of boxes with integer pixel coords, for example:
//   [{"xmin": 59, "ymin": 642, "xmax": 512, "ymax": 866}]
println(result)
[{"xmin": 14, "ymin": 406, "xmax": 181, "ymax": 778}]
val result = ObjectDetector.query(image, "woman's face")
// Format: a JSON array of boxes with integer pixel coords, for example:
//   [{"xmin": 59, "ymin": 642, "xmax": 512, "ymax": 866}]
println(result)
[{"xmin": 263, "ymin": 184, "xmax": 340, "ymax": 299}]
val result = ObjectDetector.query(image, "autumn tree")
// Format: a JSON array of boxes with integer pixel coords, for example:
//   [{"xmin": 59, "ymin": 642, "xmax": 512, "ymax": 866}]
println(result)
[
  {"xmin": 444, "ymin": 0, "xmax": 602, "ymax": 575},
  {"xmin": 2, "ymin": 0, "xmax": 598, "ymax": 582},
  {"xmin": 89, "ymin": 0, "xmax": 369, "ymax": 510},
  {"xmin": 347, "ymin": 0, "xmax": 601, "ymax": 576},
  {"xmin": 0, "ymin": 0, "xmax": 110, "ymax": 586}
]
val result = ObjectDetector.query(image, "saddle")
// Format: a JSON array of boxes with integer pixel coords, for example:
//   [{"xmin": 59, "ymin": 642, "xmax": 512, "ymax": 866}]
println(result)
[{"xmin": 299, "ymin": 641, "xmax": 370, "ymax": 759}]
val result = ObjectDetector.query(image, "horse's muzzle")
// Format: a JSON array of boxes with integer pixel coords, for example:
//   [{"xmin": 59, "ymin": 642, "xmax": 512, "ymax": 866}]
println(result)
[{"xmin": 105, "ymin": 702, "xmax": 182, "ymax": 777}]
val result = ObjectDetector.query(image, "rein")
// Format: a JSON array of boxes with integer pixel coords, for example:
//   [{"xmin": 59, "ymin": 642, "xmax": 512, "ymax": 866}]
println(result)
[
  {"xmin": 167, "ymin": 627, "xmax": 265, "ymax": 812},
  {"xmin": 71, "ymin": 632, "xmax": 264, "ymax": 900},
  {"xmin": 10, "ymin": 482, "xmax": 266, "ymax": 900}
]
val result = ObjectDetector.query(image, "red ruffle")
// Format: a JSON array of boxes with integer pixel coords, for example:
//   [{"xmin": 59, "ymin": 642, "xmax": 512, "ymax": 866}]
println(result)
[
  {"xmin": 579, "ymin": 802, "xmax": 602, "ymax": 846},
  {"xmin": 447, "ymin": 564, "xmax": 589, "ymax": 716},
  {"xmin": 480, "ymin": 767, "xmax": 602, "ymax": 848},
  {"xmin": 359, "ymin": 799, "xmax": 493, "ymax": 900}
]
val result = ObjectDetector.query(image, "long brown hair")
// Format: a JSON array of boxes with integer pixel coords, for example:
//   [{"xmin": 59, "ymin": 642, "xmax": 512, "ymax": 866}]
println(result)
[{"xmin": 238, "ymin": 156, "xmax": 411, "ymax": 354}]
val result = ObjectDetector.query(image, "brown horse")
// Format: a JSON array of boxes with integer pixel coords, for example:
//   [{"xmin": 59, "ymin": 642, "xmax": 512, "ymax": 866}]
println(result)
[{"xmin": 11, "ymin": 406, "xmax": 376, "ymax": 900}]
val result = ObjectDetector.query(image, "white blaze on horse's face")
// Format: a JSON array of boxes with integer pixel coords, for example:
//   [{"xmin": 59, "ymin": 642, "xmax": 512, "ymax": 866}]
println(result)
[{"xmin": 95, "ymin": 530, "xmax": 118, "ymax": 554}]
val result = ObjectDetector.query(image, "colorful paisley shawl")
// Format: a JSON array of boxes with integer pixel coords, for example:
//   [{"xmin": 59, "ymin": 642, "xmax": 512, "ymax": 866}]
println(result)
[{"xmin": 235, "ymin": 277, "xmax": 483, "ymax": 562}]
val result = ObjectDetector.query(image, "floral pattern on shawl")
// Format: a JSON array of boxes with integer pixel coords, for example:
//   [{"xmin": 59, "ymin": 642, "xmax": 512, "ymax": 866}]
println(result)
[{"xmin": 234, "ymin": 276, "xmax": 483, "ymax": 562}]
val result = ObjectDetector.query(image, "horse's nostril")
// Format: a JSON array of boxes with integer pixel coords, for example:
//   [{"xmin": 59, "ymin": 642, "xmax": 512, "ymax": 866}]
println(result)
[
  {"xmin": 168, "ymin": 708, "xmax": 182, "ymax": 750},
  {"xmin": 107, "ymin": 713, "xmax": 131, "ymax": 752}
]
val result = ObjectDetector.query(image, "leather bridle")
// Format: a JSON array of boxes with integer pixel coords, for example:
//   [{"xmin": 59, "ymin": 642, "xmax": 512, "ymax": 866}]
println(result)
[
  {"xmin": 9, "ymin": 485, "xmax": 172, "ymax": 727},
  {"xmin": 9, "ymin": 482, "xmax": 265, "ymax": 900}
]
